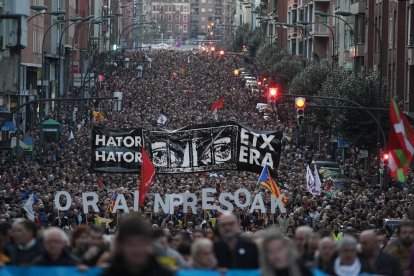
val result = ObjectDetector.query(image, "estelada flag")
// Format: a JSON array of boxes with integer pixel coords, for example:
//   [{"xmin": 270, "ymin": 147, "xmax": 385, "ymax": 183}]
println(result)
[
  {"xmin": 387, "ymin": 99, "xmax": 414, "ymax": 182},
  {"xmin": 258, "ymin": 165, "xmax": 287, "ymax": 204},
  {"xmin": 107, "ymin": 191, "xmax": 117, "ymax": 213},
  {"xmin": 211, "ymin": 97, "xmax": 224, "ymax": 112},
  {"xmin": 139, "ymin": 148, "xmax": 156, "ymax": 207}
]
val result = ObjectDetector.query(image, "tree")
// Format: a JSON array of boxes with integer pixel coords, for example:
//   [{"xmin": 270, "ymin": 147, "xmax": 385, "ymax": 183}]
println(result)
[
  {"xmin": 255, "ymin": 43, "xmax": 303, "ymax": 82},
  {"xmin": 289, "ymin": 60, "xmax": 332, "ymax": 95},
  {"xmin": 314, "ymin": 68, "xmax": 388, "ymax": 149}
]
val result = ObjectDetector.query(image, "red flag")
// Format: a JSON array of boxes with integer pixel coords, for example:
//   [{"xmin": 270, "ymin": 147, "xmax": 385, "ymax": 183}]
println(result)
[
  {"xmin": 211, "ymin": 97, "xmax": 224, "ymax": 112},
  {"xmin": 387, "ymin": 100, "xmax": 414, "ymax": 182},
  {"xmin": 98, "ymin": 178, "xmax": 106, "ymax": 189},
  {"xmin": 139, "ymin": 149, "xmax": 156, "ymax": 207},
  {"xmin": 97, "ymin": 178, "xmax": 104, "ymax": 189}
]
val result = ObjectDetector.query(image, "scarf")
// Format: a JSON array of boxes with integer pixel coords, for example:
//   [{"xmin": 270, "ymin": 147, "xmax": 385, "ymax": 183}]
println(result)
[{"xmin": 333, "ymin": 256, "xmax": 361, "ymax": 276}]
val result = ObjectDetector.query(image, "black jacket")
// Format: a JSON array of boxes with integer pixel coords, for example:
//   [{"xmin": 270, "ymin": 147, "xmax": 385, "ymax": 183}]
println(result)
[
  {"xmin": 102, "ymin": 255, "xmax": 174, "ymax": 276},
  {"xmin": 33, "ymin": 250, "xmax": 79, "ymax": 266},
  {"xmin": 362, "ymin": 251, "xmax": 403, "ymax": 276},
  {"xmin": 214, "ymin": 235, "xmax": 259, "ymax": 269},
  {"xmin": 6, "ymin": 239, "xmax": 43, "ymax": 266}
]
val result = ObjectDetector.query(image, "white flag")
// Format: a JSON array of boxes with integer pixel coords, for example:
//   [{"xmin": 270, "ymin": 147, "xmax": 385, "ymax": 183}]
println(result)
[
  {"xmin": 157, "ymin": 114, "xmax": 168, "ymax": 125},
  {"xmin": 68, "ymin": 130, "xmax": 75, "ymax": 141},
  {"xmin": 23, "ymin": 193, "xmax": 35, "ymax": 221},
  {"xmin": 212, "ymin": 109, "xmax": 218, "ymax": 121},
  {"xmin": 313, "ymin": 165, "xmax": 322, "ymax": 195},
  {"xmin": 306, "ymin": 165, "xmax": 318, "ymax": 196}
]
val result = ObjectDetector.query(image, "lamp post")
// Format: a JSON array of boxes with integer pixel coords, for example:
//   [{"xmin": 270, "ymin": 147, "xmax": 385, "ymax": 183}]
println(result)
[
  {"xmin": 70, "ymin": 16, "xmax": 96, "ymax": 76},
  {"xmin": 56, "ymin": 17, "xmax": 87, "ymax": 120},
  {"xmin": 315, "ymin": 11, "xmax": 355, "ymax": 71},
  {"xmin": 40, "ymin": 14, "xmax": 72, "ymax": 121},
  {"xmin": 334, "ymin": 10, "xmax": 383, "ymax": 91},
  {"xmin": 122, "ymin": 24, "xmax": 157, "ymax": 49},
  {"xmin": 296, "ymin": 21, "xmax": 336, "ymax": 66},
  {"xmin": 28, "ymin": 6, "xmax": 65, "ymax": 22},
  {"xmin": 118, "ymin": 22, "xmax": 157, "ymax": 49}
]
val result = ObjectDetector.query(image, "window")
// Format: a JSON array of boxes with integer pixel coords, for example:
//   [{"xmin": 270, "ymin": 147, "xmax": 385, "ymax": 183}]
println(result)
[
  {"xmin": 201, "ymin": 16, "xmax": 206, "ymax": 22},
  {"xmin": 201, "ymin": 0, "xmax": 206, "ymax": 3},
  {"xmin": 168, "ymin": 24, "xmax": 172, "ymax": 31},
  {"xmin": 168, "ymin": 14, "xmax": 172, "ymax": 21},
  {"xmin": 183, "ymin": 24, "xmax": 187, "ymax": 32},
  {"xmin": 176, "ymin": 24, "xmax": 181, "ymax": 32},
  {"xmin": 292, "ymin": 9, "xmax": 297, "ymax": 24},
  {"xmin": 184, "ymin": 6, "xmax": 188, "ymax": 12},
  {"xmin": 183, "ymin": 15, "xmax": 188, "ymax": 22},
  {"xmin": 176, "ymin": 14, "xmax": 180, "ymax": 21},
  {"xmin": 32, "ymin": 31, "xmax": 43, "ymax": 55},
  {"xmin": 201, "ymin": 8, "xmax": 206, "ymax": 12}
]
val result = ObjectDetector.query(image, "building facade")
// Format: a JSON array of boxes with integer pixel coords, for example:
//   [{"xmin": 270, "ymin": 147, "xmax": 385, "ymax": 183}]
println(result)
[
  {"xmin": 189, "ymin": 0, "xmax": 231, "ymax": 41},
  {"xmin": 148, "ymin": 0, "xmax": 191, "ymax": 42}
]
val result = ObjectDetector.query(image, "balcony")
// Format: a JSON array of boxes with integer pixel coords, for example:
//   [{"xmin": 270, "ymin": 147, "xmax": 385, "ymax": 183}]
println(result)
[
  {"xmin": 310, "ymin": 23, "xmax": 329, "ymax": 37},
  {"xmin": 350, "ymin": 0, "xmax": 366, "ymax": 14}
]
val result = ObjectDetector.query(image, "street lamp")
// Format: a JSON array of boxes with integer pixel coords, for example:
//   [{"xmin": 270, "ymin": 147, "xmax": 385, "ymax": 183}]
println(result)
[
  {"xmin": 28, "ymin": 7, "xmax": 65, "ymax": 22},
  {"xmin": 56, "ymin": 17, "xmax": 88, "ymax": 119},
  {"xmin": 118, "ymin": 22, "xmax": 157, "ymax": 48},
  {"xmin": 39, "ymin": 17, "xmax": 83, "ymax": 121},
  {"xmin": 30, "ymin": 5, "xmax": 48, "ymax": 13},
  {"xmin": 123, "ymin": 24, "xmax": 158, "ymax": 49},
  {"xmin": 296, "ymin": 20, "xmax": 336, "ymax": 65},
  {"xmin": 314, "ymin": 11, "xmax": 354, "ymax": 34}
]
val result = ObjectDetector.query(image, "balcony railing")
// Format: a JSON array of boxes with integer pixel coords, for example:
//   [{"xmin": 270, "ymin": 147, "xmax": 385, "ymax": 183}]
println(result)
[{"xmin": 311, "ymin": 23, "xmax": 329, "ymax": 36}]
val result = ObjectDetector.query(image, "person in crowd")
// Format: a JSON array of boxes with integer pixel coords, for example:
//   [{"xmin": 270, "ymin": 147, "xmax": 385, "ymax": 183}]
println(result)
[
  {"xmin": 313, "ymin": 236, "xmax": 335, "ymax": 272},
  {"xmin": 192, "ymin": 229, "xmax": 206, "ymax": 240},
  {"xmin": 152, "ymin": 228, "xmax": 188, "ymax": 270},
  {"xmin": 213, "ymin": 212, "xmax": 259, "ymax": 269},
  {"xmin": 190, "ymin": 238, "xmax": 216, "ymax": 269},
  {"xmin": 81, "ymin": 225, "xmax": 108, "ymax": 266},
  {"xmin": 385, "ymin": 221, "xmax": 414, "ymax": 272},
  {"xmin": 70, "ymin": 224, "xmax": 89, "ymax": 259},
  {"xmin": 6, "ymin": 219, "xmax": 43, "ymax": 266},
  {"xmin": 33, "ymin": 227, "xmax": 78, "ymax": 266},
  {"xmin": 325, "ymin": 235, "xmax": 371, "ymax": 276},
  {"xmin": 103, "ymin": 214, "xmax": 173, "ymax": 276},
  {"xmin": 294, "ymin": 226, "xmax": 313, "ymax": 259},
  {"xmin": 259, "ymin": 228, "xmax": 312, "ymax": 276},
  {"xmin": 0, "ymin": 221, "xmax": 11, "ymax": 264},
  {"xmin": 359, "ymin": 230, "xmax": 402, "ymax": 276}
]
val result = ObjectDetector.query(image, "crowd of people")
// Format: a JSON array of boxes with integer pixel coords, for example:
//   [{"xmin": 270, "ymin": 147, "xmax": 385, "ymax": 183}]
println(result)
[{"xmin": 0, "ymin": 48, "xmax": 414, "ymax": 275}]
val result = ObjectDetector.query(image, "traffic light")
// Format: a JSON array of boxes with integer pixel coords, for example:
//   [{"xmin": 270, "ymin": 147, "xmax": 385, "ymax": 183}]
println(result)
[
  {"xmin": 382, "ymin": 152, "xmax": 389, "ymax": 170},
  {"xmin": 295, "ymin": 97, "xmax": 306, "ymax": 124},
  {"xmin": 267, "ymin": 85, "xmax": 279, "ymax": 103}
]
